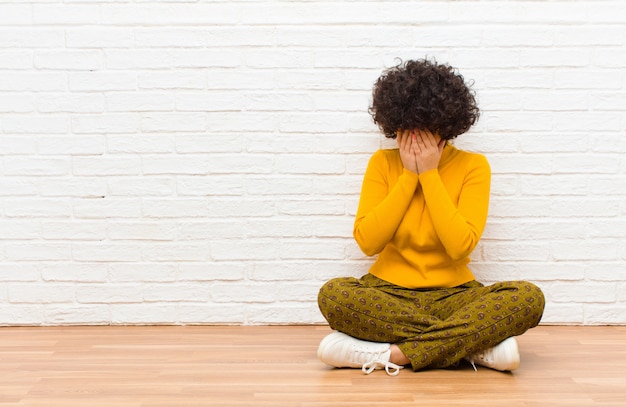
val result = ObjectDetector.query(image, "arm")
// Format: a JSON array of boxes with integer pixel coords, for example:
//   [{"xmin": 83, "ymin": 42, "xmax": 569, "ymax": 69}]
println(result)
[
  {"xmin": 420, "ymin": 156, "xmax": 491, "ymax": 260},
  {"xmin": 413, "ymin": 130, "xmax": 490, "ymax": 259},
  {"xmin": 353, "ymin": 151, "xmax": 418, "ymax": 256}
]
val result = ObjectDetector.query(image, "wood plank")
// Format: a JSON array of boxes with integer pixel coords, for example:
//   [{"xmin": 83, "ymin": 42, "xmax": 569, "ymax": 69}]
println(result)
[{"xmin": 0, "ymin": 325, "xmax": 624, "ymax": 406}]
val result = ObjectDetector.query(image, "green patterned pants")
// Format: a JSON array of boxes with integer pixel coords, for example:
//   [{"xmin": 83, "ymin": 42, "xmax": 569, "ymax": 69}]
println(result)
[{"xmin": 318, "ymin": 273, "xmax": 545, "ymax": 371}]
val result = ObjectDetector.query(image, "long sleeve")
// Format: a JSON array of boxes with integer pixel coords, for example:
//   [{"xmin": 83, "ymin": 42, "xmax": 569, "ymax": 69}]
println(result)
[
  {"xmin": 419, "ymin": 154, "xmax": 491, "ymax": 260},
  {"xmin": 353, "ymin": 146, "xmax": 490, "ymax": 289},
  {"xmin": 353, "ymin": 150, "xmax": 418, "ymax": 256}
]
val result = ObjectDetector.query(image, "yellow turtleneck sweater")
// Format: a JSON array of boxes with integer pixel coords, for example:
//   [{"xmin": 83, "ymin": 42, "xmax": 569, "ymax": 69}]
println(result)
[{"xmin": 353, "ymin": 143, "xmax": 491, "ymax": 289}]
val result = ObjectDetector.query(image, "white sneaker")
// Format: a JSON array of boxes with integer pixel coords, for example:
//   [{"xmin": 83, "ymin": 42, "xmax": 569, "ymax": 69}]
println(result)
[
  {"xmin": 465, "ymin": 336, "xmax": 520, "ymax": 372},
  {"xmin": 317, "ymin": 331, "xmax": 404, "ymax": 376}
]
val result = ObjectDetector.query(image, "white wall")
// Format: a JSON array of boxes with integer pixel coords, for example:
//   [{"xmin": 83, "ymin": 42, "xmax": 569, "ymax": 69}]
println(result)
[{"xmin": 0, "ymin": 1, "xmax": 624, "ymax": 325}]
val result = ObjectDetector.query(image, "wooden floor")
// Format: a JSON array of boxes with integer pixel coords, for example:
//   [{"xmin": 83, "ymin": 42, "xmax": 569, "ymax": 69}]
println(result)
[{"xmin": 0, "ymin": 325, "xmax": 624, "ymax": 406}]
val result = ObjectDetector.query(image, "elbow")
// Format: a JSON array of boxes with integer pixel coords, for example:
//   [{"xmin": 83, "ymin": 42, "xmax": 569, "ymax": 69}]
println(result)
[
  {"xmin": 359, "ymin": 243, "xmax": 380, "ymax": 257},
  {"xmin": 353, "ymin": 230, "xmax": 383, "ymax": 257},
  {"xmin": 446, "ymin": 248, "xmax": 473, "ymax": 261},
  {"xmin": 445, "ymin": 236, "xmax": 479, "ymax": 261}
]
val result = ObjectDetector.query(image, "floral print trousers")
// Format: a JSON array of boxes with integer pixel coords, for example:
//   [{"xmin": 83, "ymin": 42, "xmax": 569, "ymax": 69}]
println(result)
[{"xmin": 318, "ymin": 273, "xmax": 545, "ymax": 371}]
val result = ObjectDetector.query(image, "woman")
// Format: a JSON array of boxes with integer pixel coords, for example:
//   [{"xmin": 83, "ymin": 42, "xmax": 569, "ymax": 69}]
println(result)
[{"xmin": 317, "ymin": 59, "xmax": 545, "ymax": 375}]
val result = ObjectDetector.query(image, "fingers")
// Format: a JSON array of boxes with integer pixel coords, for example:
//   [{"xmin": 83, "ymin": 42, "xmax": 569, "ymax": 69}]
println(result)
[
  {"xmin": 403, "ymin": 130, "xmax": 411, "ymax": 149},
  {"xmin": 400, "ymin": 129, "xmax": 443, "ymax": 154},
  {"xmin": 415, "ymin": 129, "xmax": 436, "ymax": 148},
  {"xmin": 409, "ymin": 132, "xmax": 419, "ymax": 156},
  {"xmin": 397, "ymin": 129, "xmax": 411, "ymax": 151},
  {"xmin": 437, "ymin": 137, "xmax": 446, "ymax": 153}
]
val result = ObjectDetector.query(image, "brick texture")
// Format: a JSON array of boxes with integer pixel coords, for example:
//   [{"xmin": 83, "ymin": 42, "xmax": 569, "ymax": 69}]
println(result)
[{"xmin": 0, "ymin": 1, "xmax": 625, "ymax": 325}]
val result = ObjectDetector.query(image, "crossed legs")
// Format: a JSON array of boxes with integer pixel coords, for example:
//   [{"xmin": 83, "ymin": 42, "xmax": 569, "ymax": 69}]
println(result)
[{"xmin": 318, "ymin": 273, "xmax": 545, "ymax": 371}]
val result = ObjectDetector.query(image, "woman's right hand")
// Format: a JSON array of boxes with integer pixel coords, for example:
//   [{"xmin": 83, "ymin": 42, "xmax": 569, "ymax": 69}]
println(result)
[{"xmin": 397, "ymin": 129, "xmax": 419, "ymax": 174}]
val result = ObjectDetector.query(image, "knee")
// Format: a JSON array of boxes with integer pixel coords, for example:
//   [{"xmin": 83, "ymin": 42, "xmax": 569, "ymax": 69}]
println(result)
[
  {"xmin": 497, "ymin": 280, "xmax": 545, "ymax": 326},
  {"xmin": 523, "ymin": 281, "xmax": 545, "ymax": 311},
  {"xmin": 318, "ymin": 277, "xmax": 338, "ymax": 299},
  {"xmin": 518, "ymin": 281, "xmax": 545, "ymax": 326},
  {"xmin": 317, "ymin": 277, "xmax": 345, "ymax": 313},
  {"xmin": 317, "ymin": 277, "xmax": 360, "ymax": 320},
  {"xmin": 501, "ymin": 280, "xmax": 545, "ymax": 309}
]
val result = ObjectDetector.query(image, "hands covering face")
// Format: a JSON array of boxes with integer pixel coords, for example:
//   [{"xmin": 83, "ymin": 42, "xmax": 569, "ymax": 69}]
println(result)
[{"xmin": 397, "ymin": 129, "xmax": 446, "ymax": 174}]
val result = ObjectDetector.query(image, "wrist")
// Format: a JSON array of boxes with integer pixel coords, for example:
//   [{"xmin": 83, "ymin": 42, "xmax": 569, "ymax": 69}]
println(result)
[
  {"xmin": 418, "ymin": 168, "xmax": 438, "ymax": 177},
  {"xmin": 401, "ymin": 168, "xmax": 419, "ymax": 185},
  {"xmin": 417, "ymin": 161, "xmax": 438, "ymax": 174}
]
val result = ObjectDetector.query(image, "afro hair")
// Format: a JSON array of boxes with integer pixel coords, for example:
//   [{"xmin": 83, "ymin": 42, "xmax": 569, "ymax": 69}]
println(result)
[{"xmin": 369, "ymin": 58, "xmax": 479, "ymax": 140}]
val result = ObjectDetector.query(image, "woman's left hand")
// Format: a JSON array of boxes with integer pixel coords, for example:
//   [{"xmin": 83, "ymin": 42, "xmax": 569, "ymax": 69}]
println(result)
[{"xmin": 414, "ymin": 129, "xmax": 445, "ymax": 174}]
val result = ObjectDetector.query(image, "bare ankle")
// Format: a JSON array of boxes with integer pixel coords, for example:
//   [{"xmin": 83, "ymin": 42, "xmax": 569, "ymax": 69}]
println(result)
[{"xmin": 389, "ymin": 344, "xmax": 410, "ymax": 366}]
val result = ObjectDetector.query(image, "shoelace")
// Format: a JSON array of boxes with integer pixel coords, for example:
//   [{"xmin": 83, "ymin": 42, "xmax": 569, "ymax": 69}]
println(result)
[
  {"xmin": 466, "ymin": 350, "xmax": 490, "ymax": 372},
  {"xmin": 362, "ymin": 359, "xmax": 404, "ymax": 376}
]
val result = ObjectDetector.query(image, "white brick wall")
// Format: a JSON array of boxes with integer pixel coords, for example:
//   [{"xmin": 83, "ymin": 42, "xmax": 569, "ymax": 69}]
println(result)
[{"xmin": 0, "ymin": 1, "xmax": 625, "ymax": 326}]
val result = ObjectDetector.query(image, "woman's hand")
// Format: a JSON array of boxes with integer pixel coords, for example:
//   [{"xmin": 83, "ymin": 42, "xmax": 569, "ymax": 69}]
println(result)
[
  {"xmin": 414, "ymin": 129, "xmax": 445, "ymax": 174},
  {"xmin": 397, "ymin": 129, "xmax": 419, "ymax": 174}
]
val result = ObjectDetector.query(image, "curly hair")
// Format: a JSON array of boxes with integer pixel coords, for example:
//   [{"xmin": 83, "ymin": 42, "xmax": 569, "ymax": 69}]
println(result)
[{"xmin": 369, "ymin": 58, "xmax": 479, "ymax": 140}]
